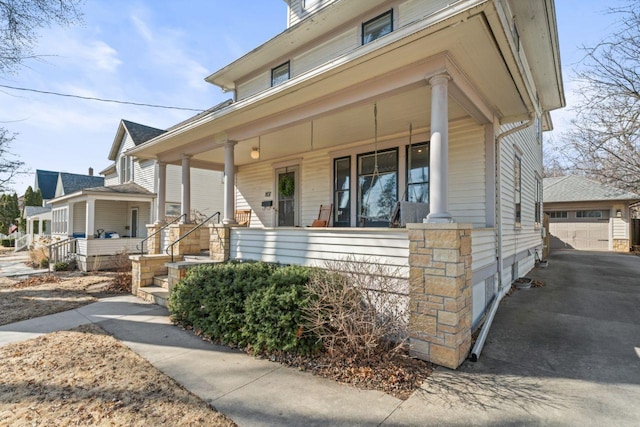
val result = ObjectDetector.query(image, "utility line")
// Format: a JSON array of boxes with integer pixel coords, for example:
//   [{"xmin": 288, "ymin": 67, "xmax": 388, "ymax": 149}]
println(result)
[{"xmin": 0, "ymin": 83, "xmax": 205, "ymax": 112}]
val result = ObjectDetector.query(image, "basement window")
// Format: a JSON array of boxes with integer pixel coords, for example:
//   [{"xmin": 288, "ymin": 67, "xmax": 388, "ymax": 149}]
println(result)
[{"xmin": 362, "ymin": 10, "xmax": 393, "ymax": 45}]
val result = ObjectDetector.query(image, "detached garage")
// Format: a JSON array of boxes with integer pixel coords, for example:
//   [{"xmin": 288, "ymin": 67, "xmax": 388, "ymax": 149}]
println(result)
[{"xmin": 544, "ymin": 176, "xmax": 640, "ymax": 252}]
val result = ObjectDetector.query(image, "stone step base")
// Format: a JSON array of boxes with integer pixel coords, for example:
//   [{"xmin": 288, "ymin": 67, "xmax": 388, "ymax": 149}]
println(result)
[
  {"xmin": 153, "ymin": 275, "xmax": 170, "ymax": 289},
  {"xmin": 137, "ymin": 286, "xmax": 170, "ymax": 308}
]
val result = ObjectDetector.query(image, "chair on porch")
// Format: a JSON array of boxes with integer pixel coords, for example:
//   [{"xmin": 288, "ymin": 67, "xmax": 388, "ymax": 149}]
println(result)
[
  {"xmin": 235, "ymin": 209, "xmax": 252, "ymax": 227},
  {"xmin": 310, "ymin": 204, "xmax": 332, "ymax": 227}
]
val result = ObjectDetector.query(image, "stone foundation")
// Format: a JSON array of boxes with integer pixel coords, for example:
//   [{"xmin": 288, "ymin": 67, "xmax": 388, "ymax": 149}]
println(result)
[
  {"xmin": 406, "ymin": 223, "xmax": 472, "ymax": 369},
  {"xmin": 167, "ymin": 223, "xmax": 200, "ymax": 258},
  {"xmin": 130, "ymin": 254, "xmax": 171, "ymax": 295},
  {"xmin": 613, "ymin": 239, "xmax": 630, "ymax": 252},
  {"xmin": 209, "ymin": 224, "xmax": 230, "ymax": 262},
  {"xmin": 144, "ymin": 223, "xmax": 164, "ymax": 254}
]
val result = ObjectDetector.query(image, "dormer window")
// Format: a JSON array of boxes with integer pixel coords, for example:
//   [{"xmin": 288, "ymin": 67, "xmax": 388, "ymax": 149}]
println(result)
[
  {"xmin": 120, "ymin": 155, "xmax": 134, "ymax": 183},
  {"xmin": 362, "ymin": 10, "xmax": 393, "ymax": 45},
  {"xmin": 271, "ymin": 61, "xmax": 290, "ymax": 87}
]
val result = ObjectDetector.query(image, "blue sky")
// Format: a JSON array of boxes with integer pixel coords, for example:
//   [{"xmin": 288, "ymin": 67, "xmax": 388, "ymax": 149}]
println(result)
[{"xmin": 0, "ymin": 0, "xmax": 624, "ymax": 195}]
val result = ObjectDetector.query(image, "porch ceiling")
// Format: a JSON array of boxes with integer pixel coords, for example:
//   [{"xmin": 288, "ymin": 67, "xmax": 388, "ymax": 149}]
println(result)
[{"xmin": 131, "ymin": 7, "xmax": 534, "ymax": 166}]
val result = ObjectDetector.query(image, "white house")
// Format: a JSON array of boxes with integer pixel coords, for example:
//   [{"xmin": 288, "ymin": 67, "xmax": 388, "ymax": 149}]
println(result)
[
  {"xmin": 47, "ymin": 118, "xmax": 225, "ymax": 270},
  {"xmin": 128, "ymin": 0, "xmax": 564, "ymax": 369}
]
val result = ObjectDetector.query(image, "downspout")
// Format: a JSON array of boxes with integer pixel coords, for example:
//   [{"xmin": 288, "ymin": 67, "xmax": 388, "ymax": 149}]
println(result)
[{"xmin": 471, "ymin": 113, "xmax": 534, "ymax": 362}]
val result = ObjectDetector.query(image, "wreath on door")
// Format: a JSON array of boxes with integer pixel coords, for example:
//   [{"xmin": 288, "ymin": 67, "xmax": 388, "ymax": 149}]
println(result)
[{"xmin": 278, "ymin": 174, "xmax": 295, "ymax": 197}]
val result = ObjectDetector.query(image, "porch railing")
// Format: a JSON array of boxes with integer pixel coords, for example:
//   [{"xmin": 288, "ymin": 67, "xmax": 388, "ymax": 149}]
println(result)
[
  {"xmin": 136, "ymin": 214, "xmax": 186, "ymax": 255},
  {"xmin": 48, "ymin": 238, "xmax": 77, "ymax": 271},
  {"xmin": 13, "ymin": 233, "xmax": 30, "ymax": 252},
  {"xmin": 166, "ymin": 212, "xmax": 220, "ymax": 262}
]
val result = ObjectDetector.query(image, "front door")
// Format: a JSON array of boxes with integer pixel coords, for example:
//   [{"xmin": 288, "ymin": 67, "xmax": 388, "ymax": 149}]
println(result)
[
  {"xmin": 276, "ymin": 167, "xmax": 298, "ymax": 227},
  {"xmin": 130, "ymin": 208, "xmax": 139, "ymax": 238}
]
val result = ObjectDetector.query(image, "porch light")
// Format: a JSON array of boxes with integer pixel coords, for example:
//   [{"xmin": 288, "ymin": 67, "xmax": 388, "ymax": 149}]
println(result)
[
  {"xmin": 616, "ymin": 209, "xmax": 622, "ymax": 217},
  {"xmin": 250, "ymin": 147, "xmax": 260, "ymax": 160}
]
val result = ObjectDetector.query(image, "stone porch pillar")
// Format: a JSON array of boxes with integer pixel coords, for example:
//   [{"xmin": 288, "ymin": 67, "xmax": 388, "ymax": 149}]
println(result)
[
  {"xmin": 156, "ymin": 161, "xmax": 167, "ymax": 224},
  {"xmin": 426, "ymin": 73, "xmax": 452, "ymax": 223},
  {"xmin": 209, "ymin": 224, "xmax": 231, "ymax": 262},
  {"xmin": 181, "ymin": 154, "xmax": 191, "ymax": 223},
  {"xmin": 407, "ymin": 222, "xmax": 472, "ymax": 369},
  {"xmin": 145, "ymin": 224, "xmax": 163, "ymax": 254},
  {"xmin": 223, "ymin": 140, "xmax": 238, "ymax": 225}
]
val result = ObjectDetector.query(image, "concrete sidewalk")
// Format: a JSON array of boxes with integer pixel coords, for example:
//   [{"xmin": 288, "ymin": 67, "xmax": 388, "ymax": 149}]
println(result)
[
  {"xmin": 0, "ymin": 252, "xmax": 48, "ymax": 278},
  {"xmin": 1, "ymin": 251, "xmax": 639, "ymax": 426}
]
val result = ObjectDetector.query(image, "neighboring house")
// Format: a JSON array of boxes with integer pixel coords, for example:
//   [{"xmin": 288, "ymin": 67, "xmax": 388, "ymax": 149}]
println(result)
[
  {"xmin": 17, "ymin": 170, "xmax": 103, "ymax": 252},
  {"xmin": 128, "ymin": 0, "xmax": 564, "ymax": 369},
  {"xmin": 544, "ymin": 175, "xmax": 640, "ymax": 252},
  {"xmin": 46, "ymin": 118, "xmax": 225, "ymax": 271}
]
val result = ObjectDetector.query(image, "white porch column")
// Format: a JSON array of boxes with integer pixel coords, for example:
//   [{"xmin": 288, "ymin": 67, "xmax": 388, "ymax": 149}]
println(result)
[
  {"xmin": 426, "ymin": 73, "xmax": 453, "ymax": 223},
  {"xmin": 67, "ymin": 203, "xmax": 74, "ymax": 236},
  {"xmin": 181, "ymin": 154, "xmax": 191, "ymax": 223},
  {"xmin": 85, "ymin": 198, "xmax": 95, "ymax": 238},
  {"xmin": 223, "ymin": 140, "xmax": 238, "ymax": 225},
  {"xmin": 156, "ymin": 161, "xmax": 167, "ymax": 224}
]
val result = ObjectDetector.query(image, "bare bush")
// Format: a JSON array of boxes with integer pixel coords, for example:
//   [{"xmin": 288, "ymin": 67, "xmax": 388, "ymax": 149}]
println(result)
[
  {"xmin": 303, "ymin": 256, "xmax": 408, "ymax": 359},
  {"xmin": 110, "ymin": 250, "xmax": 132, "ymax": 293},
  {"xmin": 28, "ymin": 236, "xmax": 52, "ymax": 268}
]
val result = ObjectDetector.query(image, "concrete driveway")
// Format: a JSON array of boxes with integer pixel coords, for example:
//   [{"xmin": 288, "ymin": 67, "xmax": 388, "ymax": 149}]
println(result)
[{"xmin": 387, "ymin": 251, "xmax": 640, "ymax": 426}]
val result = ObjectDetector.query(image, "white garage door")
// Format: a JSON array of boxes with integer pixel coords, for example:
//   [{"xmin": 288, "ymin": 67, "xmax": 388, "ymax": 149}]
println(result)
[{"xmin": 549, "ymin": 221, "xmax": 609, "ymax": 250}]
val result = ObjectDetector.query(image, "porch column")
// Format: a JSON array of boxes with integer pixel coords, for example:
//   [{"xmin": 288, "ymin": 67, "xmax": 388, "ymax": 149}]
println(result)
[
  {"xmin": 181, "ymin": 154, "xmax": 191, "ymax": 223},
  {"xmin": 85, "ymin": 198, "xmax": 95, "ymax": 238},
  {"xmin": 156, "ymin": 161, "xmax": 167, "ymax": 224},
  {"xmin": 67, "ymin": 203, "xmax": 74, "ymax": 236},
  {"xmin": 426, "ymin": 73, "xmax": 453, "ymax": 223},
  {"xmin": 223, "ymin": 140, "xmax": 238, "ymax": 225}
]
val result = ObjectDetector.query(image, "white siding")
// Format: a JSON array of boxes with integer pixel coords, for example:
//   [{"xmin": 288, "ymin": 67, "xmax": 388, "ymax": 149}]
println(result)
[
  {"xmin": 612, "ymin": 205, "xmax": 628, "ymax": 239},
  {"xmin": 78, "ymin": 238, "xmax": 145, "ymax": 256},
  {"xmin": 230, "ymin": 227, "xmax": 409, "ymax": 277},
  {"xmin": 95, "ymin": 200, "xmax": 128, "ymax": 237},
  {"xmin": 236, "ymin": 162, "xmax": 276, "ymax": 227},
  {"xmin": 237, "ymin": 72, "xmax": 271, "ymax": 101},
  {"xmin": 191, "ymin": 168, "xmax": 225, "ymax": 218},
  {"xmin": 398, "ymin": 0, "xmax": 451, "ymax": 27},
  {"xmin": 135, "ymin": 160, "xmax": 156, "ymax": 192},
  {"xmin": 287, "ymin": 0, "xmax": 338, "ymax": 27},
  {"xmin": 293, "ymin": 28, "xmax": 357, "ymax": 77},
  {"xmin": 449, "ymin": 120, "xmax": 486, "ymax": 227},
  {"xmin": 471, "ymin": 228, "xmax": 496, "ymax": 271},
  {"xmin": 166, "ymin": 165, "xmax": 182, "ymax": 207},
  {"xmin": 104, "ymin": 173, "xmax": 119, "ymax": 186},
  {"xmin": 73, "ymin": 202, "xmax": 86, "ymax": 234},
  {"xmin": 498, "ymin": 120, "xmax": 543, "ymax": 283}
]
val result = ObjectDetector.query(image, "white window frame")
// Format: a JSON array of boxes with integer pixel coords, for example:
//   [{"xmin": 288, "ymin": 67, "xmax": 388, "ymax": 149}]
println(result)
[{"xmin": 271, "ymin": 61, "xmax": 290, "ymax": 87}]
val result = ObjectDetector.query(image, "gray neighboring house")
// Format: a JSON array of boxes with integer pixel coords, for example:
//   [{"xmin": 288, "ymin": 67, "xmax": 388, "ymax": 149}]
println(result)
[{"xmin": 544, "ymin": 175, "xmax": 640, "ymax": 252}]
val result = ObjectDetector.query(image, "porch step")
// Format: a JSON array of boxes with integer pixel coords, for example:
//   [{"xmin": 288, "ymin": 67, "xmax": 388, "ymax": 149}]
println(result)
[
  {"xmin": 137, "ymin": 286, "xmax": 170, "ymax": 308},
  {"xmin": 183, "ymin": 251, "xmax": 211, "ymax": 262},
  {"xmin": 153, "ymin": 275, "xmax": 170, "ymax": 289}
]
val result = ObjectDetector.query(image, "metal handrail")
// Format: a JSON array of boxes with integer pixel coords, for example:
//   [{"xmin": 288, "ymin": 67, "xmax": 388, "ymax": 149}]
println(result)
[
  {"xmin": 136, "ymin": 214, "xmax": 186, "ymax": 255},
  {"xmin": 166, "ymin": 211, "xmax": 221, "ymax": 262}
]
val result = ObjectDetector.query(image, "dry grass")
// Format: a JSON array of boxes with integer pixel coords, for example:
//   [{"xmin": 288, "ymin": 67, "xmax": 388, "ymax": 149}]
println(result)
[
  {"xmin": 0, "ymin": 323, "xmax": 235, "ymax": 426},
  {"xmin": 0, "ymin": 272, "xmax": 118, "ymax": 326}
]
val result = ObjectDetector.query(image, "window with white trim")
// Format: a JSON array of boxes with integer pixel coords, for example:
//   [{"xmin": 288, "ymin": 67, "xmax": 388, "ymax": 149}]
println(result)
[
  {"xmin": 52, "ymin": 207, "xmax": 68, "ymax": 234},
  {"xmin": 120, "ymin": 155, "xmax": 134, "ymax": 183},
  {"xmin": 576, "ymin": 210, "xmax": 603, "ymax": 218},
  {"xmin": 535, "ymin": 176, "xmax": 542, "ymax": 225},
  {"xmin": 362, "ymin": 10, "xmax": 393, "ymax": 45},
  {"xmin": 549, "ymin": 211, "xmax": 567, "ymax": 219}
]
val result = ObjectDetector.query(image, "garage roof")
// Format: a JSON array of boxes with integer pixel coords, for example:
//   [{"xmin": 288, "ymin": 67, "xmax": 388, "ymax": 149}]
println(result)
[{"xmin": 544, "ymin": 175, "xmax": 640, "ymax": 203}]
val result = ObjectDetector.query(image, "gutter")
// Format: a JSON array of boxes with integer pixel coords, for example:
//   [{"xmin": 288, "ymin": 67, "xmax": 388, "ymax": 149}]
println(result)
[{"xmin": 471, "ymin": 113, "xmax": 534, "ymax": 362}]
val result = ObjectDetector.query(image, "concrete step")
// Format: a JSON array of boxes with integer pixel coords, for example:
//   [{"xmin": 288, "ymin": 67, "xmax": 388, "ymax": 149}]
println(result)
[
  {"xmin": 153, "ymin": 275, "xmax": 170, "ymax": 289},
  {"xmin": 183, "ymin": 252, "xmax": 211, "ymax": 262},
  {"xmin": 137, "ymin": 286, "xmax": 170, "ymax": 308}
]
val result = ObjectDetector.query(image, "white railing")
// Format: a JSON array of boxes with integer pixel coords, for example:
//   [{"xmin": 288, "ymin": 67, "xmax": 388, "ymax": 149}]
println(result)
[
  {"xmin": 76, "ymin": 238, "xmax": 146, "ymax": 256},
  {"xmin": 13, "ymin": 234, "xmax": 30, "ymax": 252}
]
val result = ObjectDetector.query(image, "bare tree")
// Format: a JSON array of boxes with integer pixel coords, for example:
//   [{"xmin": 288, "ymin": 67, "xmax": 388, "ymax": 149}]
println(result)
[
  {"xmin": 1, "ymin": 0, "xmax": 84, "ymax": 74},
  {"xmin": 0, "ymin": 0, "xmax": 83, "ymax": 189},
  {"xmin": 560, "ymin": 2, "xmax": 640, "ymax": 193},
  {"xmin": 0, "ymin": 129, "xmax": 24, "ymax": 192}
]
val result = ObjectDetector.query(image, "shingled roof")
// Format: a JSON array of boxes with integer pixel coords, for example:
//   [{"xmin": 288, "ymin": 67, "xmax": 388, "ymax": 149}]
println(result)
[
  {"xmin": 58, "ymin": 173, "xmax": 105, "ymax": 195},
  {"xmin": 35, "ymin": 169, "xmax": 59, "ymax": 200},
  {"xmin": 543, "ymin": 175, "xmax": 640, "ymax": 203},
  {"xmin": 121, "ymin": 120, "xmax": 166, "ymax": 145}
]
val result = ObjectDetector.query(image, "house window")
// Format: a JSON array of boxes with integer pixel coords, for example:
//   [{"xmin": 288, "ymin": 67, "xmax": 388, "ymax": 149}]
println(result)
[
  {"xmin": 120, "ymin": 155, "xmax": 134, "ymax": 183},
  {"xmin": 271, "ymin": 61, "xmax": 290, "ymax": 87},
  {"xmin": 362, "ymin": 10, "xmax": 393, "ymax": 45},
  {"xmin": 333, "ymin": 157, "xmax": 351, "ymax": 227},
  {"xmin": 52, "ymin": 207, "xmax": 68, "ymax": 234},
  {"xmin": 576, "ymin": 210, "xmax": 603, "ymax": 218},
  {"xmin": 549, "ymin": 211, "xmax": 568, "ymax": 219},
  {"xmin": 535, "ymin": 177, "xmax": 542, "ymax": 224},
  {"xmin": 514, "ymin": 154, "xmax": 522, "ymax": 227},
  {"xmin": 358, "ymin": 148, "xmax": 398, "ymax": 227},
  {"xmin": 303, "ymin": 0, "xmax": 321, "ymax": 9},
  {"xmin": 165, "ymin": 202, "xmax": 181, "ymax": 220},
  {"xmin": 407, "ymin": 143, "xmax": 429, "ymax": 203}
]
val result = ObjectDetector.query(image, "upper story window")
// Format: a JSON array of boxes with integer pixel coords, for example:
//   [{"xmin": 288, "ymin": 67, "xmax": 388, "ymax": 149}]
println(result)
[
  {"xmin": 271, "ymin": 61, "xmax": 290, "ymax": 87},
  {"xmin": 362, "ymin": 10, "xmax": 393, "ymax": 45},
  {"xmin": 120, "ymin": 155, "xmax": 134, "ymax": 184}
]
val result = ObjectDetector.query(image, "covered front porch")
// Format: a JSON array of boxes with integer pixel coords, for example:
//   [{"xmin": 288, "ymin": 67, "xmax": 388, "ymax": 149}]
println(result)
[{"xmin": 49, "ymin": 183, "xmax": 155, "ymax": 270}]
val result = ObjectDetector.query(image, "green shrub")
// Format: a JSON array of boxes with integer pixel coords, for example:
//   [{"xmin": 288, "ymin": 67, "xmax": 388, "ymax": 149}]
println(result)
[
  {"xmin": 53, "ymin": 261, "xmax": 69, "ymax": 271},
  {"xmin": 1, "ymin": 239, "xmax": 15, "ymax": 247},
  {"xmin": 40, "ymin": 259, "xmax": 49, "ymax": 268},
  {"xmin": 168, "ymin": 261, "xmax": 319, "ymax": 354},
  {"xmin": 243, "ymin": 265, "xmax": 320, "ymax": 354}
]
